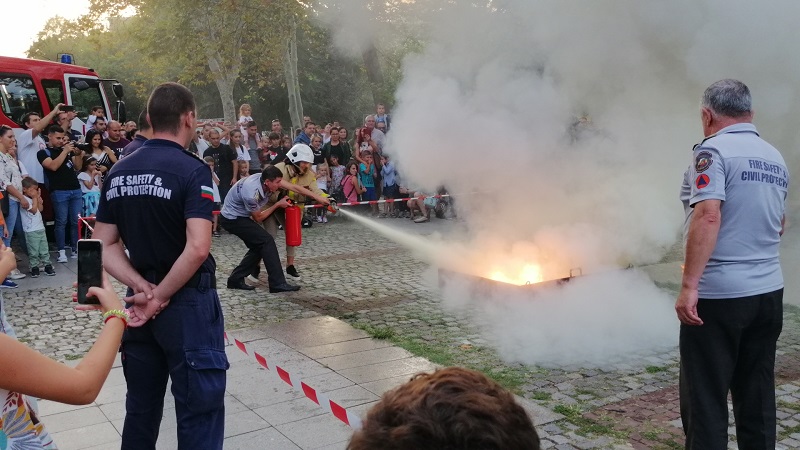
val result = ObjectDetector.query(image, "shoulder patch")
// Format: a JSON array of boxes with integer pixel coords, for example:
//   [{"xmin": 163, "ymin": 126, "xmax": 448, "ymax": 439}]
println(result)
[
  {"xmin": 695, "ymin": 151, "xmax": 713, "ymax": 173},
  {"xmin": 695, "ymin": 174, "xmax": 710, "ymax": 189}
]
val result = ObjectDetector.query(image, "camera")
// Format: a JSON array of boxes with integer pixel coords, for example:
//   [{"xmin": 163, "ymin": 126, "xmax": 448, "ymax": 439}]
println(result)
[{"xmin": 69, "ymin": 140, "xmax": 91, "ymax": 152}]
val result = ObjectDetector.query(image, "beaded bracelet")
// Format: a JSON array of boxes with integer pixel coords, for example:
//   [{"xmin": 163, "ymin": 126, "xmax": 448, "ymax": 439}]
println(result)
[{"xmin": 102, "ymin": 309, "xmax": 129, "ymax": 328}]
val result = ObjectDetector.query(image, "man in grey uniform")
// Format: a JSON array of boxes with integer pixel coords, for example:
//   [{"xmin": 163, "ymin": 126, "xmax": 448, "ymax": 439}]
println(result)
[
  {"xmin": 218, "ymin": 167, "xmax": 301, "ymax": 293},
  {"xmin": 677, "ymin": 79, "xmax": 788, "ymax": 449}
]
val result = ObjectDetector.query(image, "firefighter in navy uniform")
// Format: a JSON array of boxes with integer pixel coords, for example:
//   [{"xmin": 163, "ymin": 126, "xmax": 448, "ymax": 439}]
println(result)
[{"xmin": 93, "ymin": 83, "xmax": 228, "ymax": 450}]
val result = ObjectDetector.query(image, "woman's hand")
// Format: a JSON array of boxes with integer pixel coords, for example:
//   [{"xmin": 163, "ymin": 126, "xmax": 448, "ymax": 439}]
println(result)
[{"xmin": 0, "ymin": 244, "xmax": 16, "ymax": 274}]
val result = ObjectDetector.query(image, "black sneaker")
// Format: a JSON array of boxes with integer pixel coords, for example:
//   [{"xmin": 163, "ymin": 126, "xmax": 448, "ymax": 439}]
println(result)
[
  {"xmin": 212, "ymin": 231, "xmax": 221, "ymax": 238},
  {"xmin": 286, "ymin": 265, "xmax": 301, "ymax": 280},
  {"xmin": 44, "ymin": 265, "xmax": 56, "ymax": 276},
  {"xmin": 31, "ymin": 267, "xmax": 40, "ymax": 278}
]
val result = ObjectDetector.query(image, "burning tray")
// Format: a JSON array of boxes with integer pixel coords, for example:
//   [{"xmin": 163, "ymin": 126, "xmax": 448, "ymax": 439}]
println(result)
[{"xmin": 437, "ymin": 267, "xmax": 582, "ymax": 296}]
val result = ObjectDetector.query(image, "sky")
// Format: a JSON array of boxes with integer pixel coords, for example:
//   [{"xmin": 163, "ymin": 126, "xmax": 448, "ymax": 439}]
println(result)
[{"xmin": 1, "ymin": 0, "xmax": 90, "ymax": 58}]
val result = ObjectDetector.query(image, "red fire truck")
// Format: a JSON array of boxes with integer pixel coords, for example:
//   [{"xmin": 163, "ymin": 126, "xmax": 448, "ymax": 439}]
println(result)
[{"xmin": 0, "ymin": 55, "xmax": 126, "ymax": 134}]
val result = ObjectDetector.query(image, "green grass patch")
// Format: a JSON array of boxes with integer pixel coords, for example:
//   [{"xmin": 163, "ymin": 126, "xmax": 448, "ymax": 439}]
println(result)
[
  {"xmin": 480, "ymin": 367, "xmax": 527, "ymax": 394},
  {"xmin": 393, "ymin": 337, "xmax": 455, "ymax": 367},
  {"xmin": 574, "ymin": 388, "xmax": 598, "ymax": 397},
  {"xmin": 553, "ymin": 405, "xmax": 629, "ymax": 440},
  {"xmin": 64, "ymin": 353, "xmax": 83, "ymax": 361},
  {"xmin": 354, "ymin": 323, "xmax": 396, "ymax": 340},
  {"xmin": 530, "ymin": 391, "xmax": 552, "ymax": 401},
  {"xmin": 646, "ymin": 365, "xmax": 667, "ymax": 373},
  {"xmin": 780, "ymin": 423, "xmax": 800, "ymax": 440},
  {"xmin": 779, "ymin": 399, "xmax": 800, "ymax": 412}
]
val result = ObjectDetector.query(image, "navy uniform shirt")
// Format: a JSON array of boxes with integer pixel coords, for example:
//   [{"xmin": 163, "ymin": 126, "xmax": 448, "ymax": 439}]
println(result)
[{"xmin": 96, "ymin": 139, "xmax": 216, "ymax": 277}]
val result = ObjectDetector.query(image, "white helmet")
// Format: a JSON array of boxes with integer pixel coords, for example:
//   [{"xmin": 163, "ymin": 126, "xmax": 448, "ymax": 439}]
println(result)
[{"xmin": 287, "ymin": 144, "xmax": 314, "ymax": 164}]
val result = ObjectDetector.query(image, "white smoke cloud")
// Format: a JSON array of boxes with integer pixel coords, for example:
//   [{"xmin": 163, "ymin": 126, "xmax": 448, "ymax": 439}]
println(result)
[
  {"xmin": 319, "ymin": 0, "xmax": 800, "ymax": 364},
  {"xmin": 440, "ymin": 269, "xmax": 678, "ymax": 367}
]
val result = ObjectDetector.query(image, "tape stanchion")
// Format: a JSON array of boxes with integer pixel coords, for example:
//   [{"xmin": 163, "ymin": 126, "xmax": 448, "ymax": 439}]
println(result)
[
  {"xmin": 224, "ymin": 332, "xmax": 364, "ymax": 430},
  {"xmin": 304, "ymin": 194, "xmax": 451, "ymax": 209},
  {"xmin": 78, "ymin": 215, "xmax": 95, "ymax": 237}
]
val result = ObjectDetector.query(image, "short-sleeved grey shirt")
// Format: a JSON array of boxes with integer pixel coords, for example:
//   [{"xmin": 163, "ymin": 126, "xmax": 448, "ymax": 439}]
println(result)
[
  {"xmin": 680, "ymin": 123, "xmax": 788, "ymax": 299},
  {"xmin": 220, "ymin": 173, "xmax": 268, "ymax": 220}
]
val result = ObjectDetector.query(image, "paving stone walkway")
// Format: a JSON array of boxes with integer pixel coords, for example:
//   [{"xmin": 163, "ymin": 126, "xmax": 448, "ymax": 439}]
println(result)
[{"xmin": 4, "ymin": 214, "xmax": 800, "ymax": 449}]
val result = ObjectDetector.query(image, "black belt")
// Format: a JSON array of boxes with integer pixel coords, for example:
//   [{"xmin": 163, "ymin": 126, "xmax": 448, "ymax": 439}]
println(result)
[{"xmin": 143, "ymin": 271, "xmax": 216, "ymax": 289}]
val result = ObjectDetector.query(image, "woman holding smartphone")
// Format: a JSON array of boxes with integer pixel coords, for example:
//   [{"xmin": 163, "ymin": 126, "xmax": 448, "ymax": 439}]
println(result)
[{"xmin": 0, "ymin": 244, "xmax": 126, "ymax": 447}]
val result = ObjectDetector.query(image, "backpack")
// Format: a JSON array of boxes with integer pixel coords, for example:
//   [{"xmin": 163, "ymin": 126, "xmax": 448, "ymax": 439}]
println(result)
[{"xmin": 333, "ymin": 175, "xmax": 349, "ymax": 204}]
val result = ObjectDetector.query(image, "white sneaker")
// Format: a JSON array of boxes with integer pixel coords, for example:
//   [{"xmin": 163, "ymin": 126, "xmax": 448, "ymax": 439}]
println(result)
[
  {"xmin": 57, "ymin": 250, "xmax": 68, "ymax": 263},
  {"xmin": 246, "ymin": 275, "xmax": 261, "ymax": 284},
  {"xmin": 8, "ymin": 269, "xmax": 26, "ymax": 280}
]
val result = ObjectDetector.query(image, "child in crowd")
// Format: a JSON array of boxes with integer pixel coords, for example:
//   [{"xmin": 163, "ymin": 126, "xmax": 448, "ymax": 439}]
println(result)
[
  {"xmin": 380, "ymin": 154, "xmax": 398, "ymax": 218},
  {"xmin": 237, "ymin": 160, "xmax": 250, "ymax": 182},
  {"xmin": 238, "ymin": 104, "xmax": 253, "ymax": 126},
  {"xmin": 310, "ymin": 134, "xmax": 325, "ymax": 170},
  {"xmin": 85, "ymin": 106, "xmax": 104, "ymax": 128},
  {"xmin": 358, "ymin": 151, "xmax": 378, "ymax": 216},
  {"xmin": 204, "ymin": 156, "xmax": 222, "ymax": 238},
  {"xmin": 343, "ymin": 162, "xmax": 365, "ymax": 205},
  {"xmin": 329, "ymin": 154, "xmax": 346, "ymax": 203},
  {"xmin": 282, "ymin": 135, "xmax": 293, "ymax": 153},
  {"xmin": 78, "ymin": 156, "xmax": 102, "ymax": 217},
  {"xmin": 20, "ymin": 178, "xmax": 54, "ymax": 278},
  {"xmin": 315, "ymin": 165, "xmax": 330, "ymax": 223}
]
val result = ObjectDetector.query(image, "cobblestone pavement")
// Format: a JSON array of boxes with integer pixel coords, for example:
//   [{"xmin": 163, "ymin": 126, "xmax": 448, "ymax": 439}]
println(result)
[{"xmin": 5, "ymin": 214, "xmax": 800, "ymax": 449}]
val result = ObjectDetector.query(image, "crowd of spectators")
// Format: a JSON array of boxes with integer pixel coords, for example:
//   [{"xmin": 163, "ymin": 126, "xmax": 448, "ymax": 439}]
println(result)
[
  {"xmin": 0, "ymin": 102, "xmax": 451, "ymax": 287},
  {"xmin": 191, "ymin": 103, "xmax": 452, "ymax": 226}
]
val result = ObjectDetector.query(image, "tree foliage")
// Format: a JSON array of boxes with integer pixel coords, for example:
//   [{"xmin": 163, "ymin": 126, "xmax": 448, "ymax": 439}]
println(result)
[{"xmin": 26, "ymin": 0, "xmax": 430, "ymax": 130}]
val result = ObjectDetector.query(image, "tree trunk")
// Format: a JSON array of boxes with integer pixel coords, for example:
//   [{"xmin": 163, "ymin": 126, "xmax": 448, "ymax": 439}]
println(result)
[
  {"xmin": 362, "ymin": 42, "xmax": 384, "ymax": 106},
  {"xmin": 283, "ymin": 19, "xmax": 303, "ymax": 130},
  {"xmin": 207, "ymin": 51, "xmax": 239, "ymax": 123}
]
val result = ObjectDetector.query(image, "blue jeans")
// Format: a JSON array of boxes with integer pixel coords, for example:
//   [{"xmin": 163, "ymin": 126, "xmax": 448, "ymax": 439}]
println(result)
[
  {"xmin": 51, "ymin": 189, "xmax": 82, "ymax": 251},
  {"xmin": 3, "ymin": 199, "xmax": 20, "ymax": 248},
  {"xmin": 121, "ymin": 274, "xmax": 228, "ymax": 450}
]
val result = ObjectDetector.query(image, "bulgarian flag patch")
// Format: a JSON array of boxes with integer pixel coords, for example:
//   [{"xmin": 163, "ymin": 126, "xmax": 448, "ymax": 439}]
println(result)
[{"xmin": 201, "ymin": 186, "xmax": 214, "ymax": 201}]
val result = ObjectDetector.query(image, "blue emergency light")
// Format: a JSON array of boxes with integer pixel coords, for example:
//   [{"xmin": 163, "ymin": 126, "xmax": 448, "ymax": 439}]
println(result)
[{"xmin": 58, "ymin": 54, "xmax": 74, "ymax": 65}]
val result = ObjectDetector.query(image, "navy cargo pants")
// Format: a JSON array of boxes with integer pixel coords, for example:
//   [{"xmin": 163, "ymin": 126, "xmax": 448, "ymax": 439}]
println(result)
[{"xmin": 121, "ymin": 273, "xmax": 228, "ymax": 450}]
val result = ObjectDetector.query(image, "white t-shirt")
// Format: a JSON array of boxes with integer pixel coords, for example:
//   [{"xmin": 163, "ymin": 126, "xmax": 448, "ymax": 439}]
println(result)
[
  {"xmin": 77, "ymin": 172, "xmax": 101, "ymax": 194},
  {"xmin": 196, "ymin": 139, "xmax": 210, "ymax": 155},
  {"xmin": 17, "ymin": 160, "xmax": 29, "ymax": 178},
  {"xmin": 20, "ymin": 195, "xmax": 44, "ymax": 233},
  {"xmin": 15, "ymin": 129, "xmax": 46, "ymax": 184},
  {"xmin": 210, "ymin": 169, "xmax": 221, "ymax": 202},
  {"xmin": 232, "ymin": 144, "xmax": 250, "ymax": 161}
]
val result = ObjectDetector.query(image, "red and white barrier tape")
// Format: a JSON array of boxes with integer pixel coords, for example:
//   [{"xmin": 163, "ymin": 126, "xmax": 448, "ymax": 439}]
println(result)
[
  {"xmin": 304, "ymin": 194, "xmax": 451, "ymax": 209},
  {"xmin": 79, "ymin": 214, "xmax": 220, "ymax": 237},
  {"xmin": 78, "ymin": 218, "xmax": 364, "ymax": 428},
  {"xmin": 224, "ymin": 332, "xmax": 364, "ymax": 430},
  {"xmin": 78, "ymin": 215, "xmax": 95, "ymax": 236}
]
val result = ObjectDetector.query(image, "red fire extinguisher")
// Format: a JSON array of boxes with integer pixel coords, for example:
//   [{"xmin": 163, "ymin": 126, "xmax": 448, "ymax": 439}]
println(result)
[{"xmin": 284, "ymin": 204, "xmax": 302, "ymax": 247}]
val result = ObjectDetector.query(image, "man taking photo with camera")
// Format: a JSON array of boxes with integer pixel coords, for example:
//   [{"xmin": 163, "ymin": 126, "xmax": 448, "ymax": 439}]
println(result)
[{"xmin": 38, "ymin": 125, "xmax": 83, "ymax": 262}]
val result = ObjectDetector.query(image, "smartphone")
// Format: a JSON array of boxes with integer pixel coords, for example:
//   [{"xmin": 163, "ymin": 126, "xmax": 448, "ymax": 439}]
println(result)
[
  {"xmin": 77, "ymin": 239, "xmax": 103, "ymax": 305},
  {"xmin": 61, "ymin": 105, "xmax": 76, "ymax": 112}
]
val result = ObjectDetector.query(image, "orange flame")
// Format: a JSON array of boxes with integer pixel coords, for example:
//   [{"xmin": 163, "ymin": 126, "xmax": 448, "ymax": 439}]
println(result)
[{"xmin": 487, "ymin": 264, "xmax": 544, "ymax": 286}]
